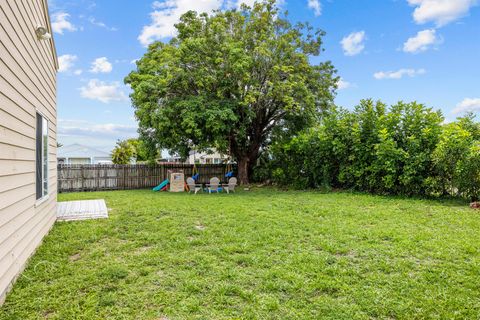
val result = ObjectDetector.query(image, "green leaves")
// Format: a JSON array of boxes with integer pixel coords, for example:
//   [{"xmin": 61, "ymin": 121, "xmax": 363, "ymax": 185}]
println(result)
[
  {"xmin": 269, "ymin": 100, "xmax": 460, "ymax": 197},
  {"xmin": 111, "ymin": 140, "xmax": 136, "ymax": 165},
  {"xmin": 125, "ymin": 0, "xmax": 336, "ymax": 182},
  {"xmin": 111, "ymin": 139, "xmax": 154, "ymax": 164},
  {"xmin": 269, "ymin": 98, "xmax": 480, "ymax": 200},
  {"xmin": 430, "ymin": 119, "xmax": 480, "ymax": 200}
]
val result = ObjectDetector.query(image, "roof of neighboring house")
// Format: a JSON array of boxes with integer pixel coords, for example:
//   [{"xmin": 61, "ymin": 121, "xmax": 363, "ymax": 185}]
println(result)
[{"xmin": 58, "ymin": 144, "xmax": 111, "ymax": 159}]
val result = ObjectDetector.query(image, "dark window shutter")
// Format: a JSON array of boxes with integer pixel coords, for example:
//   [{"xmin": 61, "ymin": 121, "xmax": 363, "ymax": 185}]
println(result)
[{"xmin": 36, "ymin": 113, "xmax": 42, "ymax": 200}]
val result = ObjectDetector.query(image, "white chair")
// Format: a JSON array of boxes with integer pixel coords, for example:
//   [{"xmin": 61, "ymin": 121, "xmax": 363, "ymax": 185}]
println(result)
[
  {"xmin": 206, "ymin": 177, "xmax": 220, "ymax": 194},
  {"xmin": 186, "ymin": 177, "xmax": 202, "ymax": 194},
  {"xmin": 223, "ymin": 177, "xmax": 237, "ymax": 194}
]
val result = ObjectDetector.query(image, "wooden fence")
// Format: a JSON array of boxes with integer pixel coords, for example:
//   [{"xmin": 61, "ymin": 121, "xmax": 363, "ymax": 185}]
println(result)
[{"xmin": 57, "ymin": 164, "xmax": 236, "ymax": 193}]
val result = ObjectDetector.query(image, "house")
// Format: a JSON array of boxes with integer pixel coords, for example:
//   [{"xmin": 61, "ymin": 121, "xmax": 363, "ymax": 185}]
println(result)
[
  {"xmin": 188, "ymin": 150, "xmax": 229, "ymax": 164},
  {"xmin": 157, "ymin": 155, "xmax": 184, "ymax": 164},
  {"xmin": 58, "ymin": 144, "xmax": 113, "ymax": 165},
  {"xmin": 155, "ymin": 150, "xmax": 183, "ymax": 164},
  {"xmin": 0, "ymin": 0, "xmax": 58, "ymax": 304},
  {"xmin": 157, "ymin": 149, "xmax": 230, "ymax": 164}
]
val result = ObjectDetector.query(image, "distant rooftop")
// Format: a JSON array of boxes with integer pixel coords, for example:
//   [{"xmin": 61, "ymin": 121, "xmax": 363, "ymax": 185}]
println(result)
[{"xmin": 58, "ymin": 144, "xmax": 111, "ymax": 159}]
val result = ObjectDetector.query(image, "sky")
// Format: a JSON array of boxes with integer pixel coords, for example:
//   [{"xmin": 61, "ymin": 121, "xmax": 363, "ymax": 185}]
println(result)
[{"xmin": 50, "ymin": 0, "xmax": 480, "ymax": 152}]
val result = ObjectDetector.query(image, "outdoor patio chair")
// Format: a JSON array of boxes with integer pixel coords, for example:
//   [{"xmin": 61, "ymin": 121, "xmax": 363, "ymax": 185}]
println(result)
[
  {"xmin": 222, "ymin": 177, "xmax": 237, "ymax": 194},
  {"xmin": 186, "ymin": 177, "xmax": 202, "ymax": 194},
  {"xmin": 206, "ymin": 177, "xmax": 221, "ymax": 194}
]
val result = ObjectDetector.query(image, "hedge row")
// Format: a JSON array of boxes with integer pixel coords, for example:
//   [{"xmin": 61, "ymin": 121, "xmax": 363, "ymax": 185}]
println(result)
[{"xmin": 268, "ymin": 99, "xmax": 480, "ymax": 200}]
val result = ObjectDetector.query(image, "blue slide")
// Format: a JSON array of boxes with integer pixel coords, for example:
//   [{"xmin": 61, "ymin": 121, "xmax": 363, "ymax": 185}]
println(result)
[{"xmin": 153, "ymin": 179, "xmax": 169, "ymax": 192}]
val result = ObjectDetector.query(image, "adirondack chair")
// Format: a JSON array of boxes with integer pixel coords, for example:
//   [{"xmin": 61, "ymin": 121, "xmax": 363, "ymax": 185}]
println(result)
[
  {"xmin": 222, "ymin": 177, "xmax": 237, "ymax": 194},
  {"xmin": 206, "ymin": 177, "xmax": 221, "ymax": 194},
  {"xmin": 186, "ymin": 177, "xmax": 202, "ymax": 194}
]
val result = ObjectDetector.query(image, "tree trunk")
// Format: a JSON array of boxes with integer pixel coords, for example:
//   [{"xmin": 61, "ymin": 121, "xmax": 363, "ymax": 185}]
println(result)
[{"xmin": 237, "ymin": 157, "xmax": 249, "ymax": 185}]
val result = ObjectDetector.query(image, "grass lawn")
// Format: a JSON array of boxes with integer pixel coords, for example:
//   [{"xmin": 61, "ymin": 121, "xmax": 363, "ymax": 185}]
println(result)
[{"xmin": 1, "ymin": 189, "xmax": 480, "ymax": 319}]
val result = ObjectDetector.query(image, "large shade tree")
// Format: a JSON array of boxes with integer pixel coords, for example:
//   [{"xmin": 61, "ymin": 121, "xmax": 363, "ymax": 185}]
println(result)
[{"xmin": 125, "ymin": 0, "xmax": 338, "ymax": 184}]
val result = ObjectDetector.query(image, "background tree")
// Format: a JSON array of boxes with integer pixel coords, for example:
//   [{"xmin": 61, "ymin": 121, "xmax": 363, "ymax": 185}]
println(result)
[
  {"xmin": 111, "ymin": 138, "xmax": 156, "ymax": 164},
  {"xmin": 125, "ymin": 138, "xmax": 154, "ymax": 163},
  {"xmin": 111, "ymin": 140, "xmax": 136, "ymax": 164},
  {"xmin": 125, "ymin": 0, "xmax": 337, "ymax": 184}
]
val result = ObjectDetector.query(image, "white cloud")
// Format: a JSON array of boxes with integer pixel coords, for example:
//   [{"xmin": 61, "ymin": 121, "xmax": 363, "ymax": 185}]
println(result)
[
  {"xmin": 74, "ymin": 69, "xmax": 83, "ymax": 75},
  {"xmin": 58, "ymin": 119, "xmax": 138, "ymax": 151},
  {"xmin": 308, "ymin": 0, "xmax": 321, "ymax": 16},
  {"xmin": 233, "ymin": 0, "xmax": 286, "ymax": 8},
  {"xmin": 138, "ymin": 0, "xmax": 223, "ymax": 46},
  {"xmin": 407, "ymin": 0, "xmax": 478, "ymax": 27},
  {"xmin": 51, "ymin": 12, "xmax": 77, "ymax": 34},
  {"xmin": 337, "ymin": 78, "xmax": 351, "ymax": 90},
  {"xmin": 90, "ymin": 57, "xmax": 113, "ymax": 73},
  {"xmin": 79, "ymin": 79, "xmax": 128, "ymax": 103},
  {"xmin": 235, "ymin": 0, "xmax": 256, "ymax": 7},
  {"xmin": 88, "ymin": 17, "xmax": 118, "ymax": 31},
  {"xmin": 403, "ymin": 29, "xmax": 439, "ymax": 53},
  {"xmin": 341, "ymin": 31, "xmax": 366, "ymax": 56},
  {"xmin": 138, "ymin": 0, "xmax": 290, "ymax": 46},
  {"xmin": 58, "ymin": 54, "xmax": 77, "ymax": 73},
  {"xmin": 453, "ymin": 98, "xmax": 480, "ymax": 114},
  {"xmin": 374, "ymin": 68, "xmax": 426, "ymax": 80},
  {"xmin": 58, "ymin": 119, "xmax": 137, "ymax": 138}
]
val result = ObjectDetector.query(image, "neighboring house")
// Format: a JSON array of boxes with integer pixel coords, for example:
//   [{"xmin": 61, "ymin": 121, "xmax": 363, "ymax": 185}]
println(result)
[
  {"xmin": 0, "ymin": 0, "xmax": 58, "ymax": 304},
  {"xmin": 157, "ymin": 150, "xmax": 186, "ymax": 164},
  {"xmin": 58, "ymin": 144, "xmax": 113, "ymax": 165},
  {"xmin": 158, "ymin": 156, "xmax": 184, "ymax": 164},
  {"xmin": 188, "ymin": 150, "xmax": 229, "ymax": 164},
  {"xmin": 158, "ymin": 149, "xmax": 230, "ymax": 164}
]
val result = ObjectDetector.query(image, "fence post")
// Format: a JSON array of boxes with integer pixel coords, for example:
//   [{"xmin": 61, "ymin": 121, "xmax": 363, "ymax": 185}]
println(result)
[
  {"xmin": 123, "ymin": 165, "xmax": 127, "ymax": 190},
  {"xmin": 81, "ymin": 165, "xmax": 84, "ymax": 191}
]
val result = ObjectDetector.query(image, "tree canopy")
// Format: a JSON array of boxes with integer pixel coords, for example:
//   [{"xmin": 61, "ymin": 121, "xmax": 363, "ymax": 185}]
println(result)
[
  {"xmin": 111, "ymin": 140, "xmax": 136, "ymax": 164},
  {"xmin": 111, "ymin": 138, "xmax": 153, "ymax": 164},
  {"xmin": 125, "ymin": 0, "xmax": 337, "ymax": 183}
]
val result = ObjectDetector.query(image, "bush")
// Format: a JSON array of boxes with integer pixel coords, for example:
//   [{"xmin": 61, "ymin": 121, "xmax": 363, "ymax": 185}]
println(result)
[
  {"xmin": 457, "ymin": 143, "xmax": 480, "ymax": 201},
  {"xmin": 430, "ymin": 115, "xmax": 480, "ymax": 200},
  {"xmin": 266, "ymin": 100, "xmax": 480, "ymax": 200}
]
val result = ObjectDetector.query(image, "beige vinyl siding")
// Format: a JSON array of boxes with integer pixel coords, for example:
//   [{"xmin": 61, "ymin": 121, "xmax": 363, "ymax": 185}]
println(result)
[{"xmin": 0, "ymin": 0, "xmax": 57, "ymax": 304}]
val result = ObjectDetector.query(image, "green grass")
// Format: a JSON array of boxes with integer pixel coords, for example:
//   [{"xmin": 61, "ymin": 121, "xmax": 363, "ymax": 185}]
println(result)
[{"xmin": 1, "ymin": 188, "xmax": 480, "ymax": 319}]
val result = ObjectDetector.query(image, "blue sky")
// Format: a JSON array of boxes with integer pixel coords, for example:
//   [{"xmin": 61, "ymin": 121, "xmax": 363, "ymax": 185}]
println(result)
[{"xmin": 50, "ymin": 0, "xmax": 480, "ymax": 152}]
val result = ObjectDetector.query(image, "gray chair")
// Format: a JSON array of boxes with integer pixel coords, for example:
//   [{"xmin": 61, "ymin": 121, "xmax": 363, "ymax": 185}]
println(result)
[
  {"xmin": 206, "ymin": 177, "xmax": 220, "ymax": 194},
  {"xmin": 186, "ymin": 177, "xmax": 202, "ymax": 194},
  {"xmin": 223, "ymin": 177, "xmax": 237, "ymax": 194}
]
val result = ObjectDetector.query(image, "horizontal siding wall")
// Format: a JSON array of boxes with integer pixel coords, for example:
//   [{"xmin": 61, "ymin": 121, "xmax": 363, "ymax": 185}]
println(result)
[{"xmin": 0, "ymin": 0, "xmax": 57, "ymax": 304}]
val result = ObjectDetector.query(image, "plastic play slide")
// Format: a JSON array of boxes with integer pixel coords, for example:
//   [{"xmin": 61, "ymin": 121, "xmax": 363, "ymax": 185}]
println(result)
[{"xmin": 153, "ymin": 179, "xmax": 169, "ymax": 192}]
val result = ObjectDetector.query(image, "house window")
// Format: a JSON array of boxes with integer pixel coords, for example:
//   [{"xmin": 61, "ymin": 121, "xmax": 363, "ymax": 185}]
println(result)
[{"xmin": 36, "ymin": 113, "xmax": 48, "ymax": 200}]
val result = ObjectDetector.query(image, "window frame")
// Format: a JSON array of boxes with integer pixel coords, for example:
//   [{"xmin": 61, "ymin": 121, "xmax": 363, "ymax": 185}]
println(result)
[{"xmin": 35, "ymin": 112, "xmax": 49, "ymax": 204}]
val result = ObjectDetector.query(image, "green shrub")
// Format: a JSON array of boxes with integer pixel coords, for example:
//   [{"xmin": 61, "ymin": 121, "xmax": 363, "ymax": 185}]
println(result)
[
  {"xmin": 457, "ymin": 143, "xmax": 480, "ymax": 201},
  {"xmin": 430, "ymin": 122, "xmax": 472, "ymax": 196},
  {"xmin": 265, "ymin": 100, "xmax": 480, "ymax": 200}
]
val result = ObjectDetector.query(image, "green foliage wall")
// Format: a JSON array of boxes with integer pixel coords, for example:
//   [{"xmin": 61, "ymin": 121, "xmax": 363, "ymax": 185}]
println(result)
[{"xmin": 268, "ymin": 99, "xmax": 480, "ymax": 201}]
